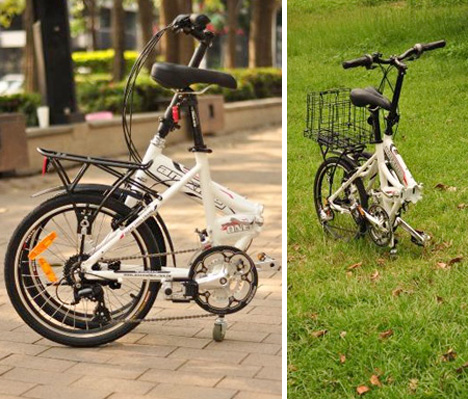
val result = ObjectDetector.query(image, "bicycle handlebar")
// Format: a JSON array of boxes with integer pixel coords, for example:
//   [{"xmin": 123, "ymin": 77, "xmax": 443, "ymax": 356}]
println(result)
[
  {"xmin": 342, "ymin": 40, "xmax": 446, "ymax": 70},
  {"xmin": 172, "ymin": 14, "xmax": 211, "ymax": 41}
]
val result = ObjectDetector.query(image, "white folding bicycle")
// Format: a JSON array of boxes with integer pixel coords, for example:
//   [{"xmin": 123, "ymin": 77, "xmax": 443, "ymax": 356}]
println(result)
[
  {"xmin": 4, "ymin": 14, "xmax": 278, "ymax": 347},
  {"xmin": 306, "ymin": 40, "xmax": 446, "ymax": 252}
]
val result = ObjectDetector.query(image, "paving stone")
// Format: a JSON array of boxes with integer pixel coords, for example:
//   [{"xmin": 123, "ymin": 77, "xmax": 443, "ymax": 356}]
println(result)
[
  {"xmin": 39, "ymin": 347, "xmax": 114, "ymax": 363},
  {"xmin": 263, "ymin": 333, "xmax": 282, "ymax": 344},
  {"xmin": 0, "ymin": 341, "xmax": 48, "ymax": 356},
  {"xmin": 2, "ymin": 366, "xmax": 82, "ymax": 385},
  {"xmin": 180, "ymin": 360, "xmax": 261, "ymax": 378},
  {"xmin": 195, "ymin": 328, "xmax": 269, "ymax": 343},
  {"xmin": 0, "ymin": 354, "xmax": 77, "ymax": 372},
  {"xmin": 97, "ymin": 343, "xmax": 176, "ymax": 358},
  {"xmin": 206, "ymin": 340, "xmax": 280, "ymax": 355},
  {"xmin": 65, "ymin": 362, "xmax": 148, "ymax": 380},
  {"xmin": 0, "ymin": 330, "xmax": 42, "ymax": 344},
  {"xmin": 106, "ymin": 354, "xmax": 185, "ymax": 370},
  {"xmin": 0, "ymin": 378, "xmax": 36, "ymax": 396},
  {"xmin": 255, "ymin": 366, "xmax": 282, "ymax": 381},
  {"xmin": 139, "ymin": 368, "xmax": 222, "ymax": 387},
  {"xmin": 23, "ymin": 384, "xmax": 111, "ymax": 399},
  {"xmin": 71, "ymin": 375, "xmax": 156, "ymax": 395},
  {"xmin": 146, "ymin": 383, "xmax": 237, "ymax": 399},
  {"xmin": 168, "ymin": 347, "xmax": 248, "ymax": 364},
  {"xmin": 137, "ymin": 334, "xmax": 211, "ymax": 349},
  {"xmin": 234, "ymin": 392, "xmax": 282, "ymax": 399},
  {"xmin": 241, "ymin": 353, "xmax": 282, "ymax": 368},
  {"xmin": 230, "ymin": 321, "xmax": 281, "ymax": 334},
  {"xmin": 0, "ymin": 364, "xmax": 13, "ymax": 376},
  {"xmin": 218, "ymin": 376, "xmax": 281, "ymax": 395}
]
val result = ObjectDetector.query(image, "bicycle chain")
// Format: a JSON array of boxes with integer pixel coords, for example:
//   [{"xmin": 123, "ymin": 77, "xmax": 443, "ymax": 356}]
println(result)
[
  {"xmin": 118, "ymin": 312, "xmax": 216, "ymax": 325},
  {"xmin": 101, "ymin": 247, "xmax": 217, "ymax": 324}
]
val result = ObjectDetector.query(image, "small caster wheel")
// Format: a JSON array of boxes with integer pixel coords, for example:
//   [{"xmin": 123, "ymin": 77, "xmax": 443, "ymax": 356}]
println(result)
[{"xmin": 213, "ymin": 318, "xmax": 227, "ymax": 342}]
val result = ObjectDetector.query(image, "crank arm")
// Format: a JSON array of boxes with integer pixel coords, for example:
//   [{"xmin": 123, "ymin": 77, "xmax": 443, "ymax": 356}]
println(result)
[
  {"xmin": 255, "ymin": 253, "xmax": 281, "ymax": 271},
  {"xmin": 395, "ymin": 217, "xmax": 431, "ymax": 246}
]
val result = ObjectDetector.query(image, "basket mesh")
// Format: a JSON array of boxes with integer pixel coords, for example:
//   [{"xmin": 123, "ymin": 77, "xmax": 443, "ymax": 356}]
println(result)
[{"xmin": 304, "ymin": 88, "xmax": 373, "ymax": 150}]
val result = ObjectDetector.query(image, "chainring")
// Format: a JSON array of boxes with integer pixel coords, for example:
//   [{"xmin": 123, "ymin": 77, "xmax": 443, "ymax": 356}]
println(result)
[
  {"xmin": 188, "ymin": 245, "xmax": 258, "ymax": 315},
  {"xmin": 368, "ymin": 204, "xmax": 393, "ymax": 246}
]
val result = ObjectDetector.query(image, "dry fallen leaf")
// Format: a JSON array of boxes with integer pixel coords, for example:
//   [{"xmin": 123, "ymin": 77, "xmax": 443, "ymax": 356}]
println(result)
[
  {"xmin": 436, "ymin": 262, "xmax": 449, "ymax": 269},
  {"xmin": 449, "ymin": 256, "xmax": 464, "ymax": 265},
  {"xmin": 436, "ymin": 295, "xmax": 444, "ymax": 304},
  {"xmin": 356, "ymin": 385, "xmax": 370, "ymax": 395},
  {"xmin": 379, "ymin": 329, "xmax": 394, "ymax": 340},
  {"xmin": 456, "ymin": 362, "xmax": 468, "ymax": 373},
  {"xmin": 442, "ymin": 348, "xmax": 457, "ymax": 362},
  {"xmin": 347, "ymin": 262, "xmax": 363, "ymax": 271},
  {"xmin": 339, "ymin": 353, "xmax": 346, "ymax": 364},
  {"xmin": 309, "ymin": 312, "xmax": 318, "ymax": 320},
  {"xmin": 458, "ymin": 203, "xmax": 467, "ymax": 210},
  {"xmin": 288, "ymin": 364, "xmax": 298, "ymax": 372},
  {"xmin": 311, "ymin": 329, "xmax": 328, "ymax": 338},
  {"xmin": 392, "ymin": 288, "xmax": 404, "ymax": 297},
  {"xmin": 370, "ymin": 270, "xmax": 380, "ymax": 281},
  {"xmin": 409, "ymin": 378, "xmax": 418, "ymax": 392},
  {"xmin": 340, "ymin": 331, "xmax": 347, "ymax": 339},
  {"xmin": 377, "ymin": 258, "xmax": 386, "ymax": 266},
  {"xmin": 435, "ymin": 183, "xmax": 457, "ymax": 191},
  {"xmin": 370, "ymin": 374, "xmax": 382, "ymax": 387}
]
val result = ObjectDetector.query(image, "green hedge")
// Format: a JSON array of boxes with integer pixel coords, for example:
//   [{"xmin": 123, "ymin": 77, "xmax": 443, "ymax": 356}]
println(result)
[
  {"xmin": 77, "ymin": 68, "xmax": 282, "ymax": 113},
  {"xmin": 72, "ymin": 50, "xmax": 139, "ymax": 74},
  {"xmin": 0, "ymin": 68, "xmax": 281, "ymax": 126},
  {"xmin": 76, "ymin": 75, "xmax": 173, "ymax": 114},
  {"xmin": 0, "ymin": 93, "xmax": 41, "ymax": 126}
]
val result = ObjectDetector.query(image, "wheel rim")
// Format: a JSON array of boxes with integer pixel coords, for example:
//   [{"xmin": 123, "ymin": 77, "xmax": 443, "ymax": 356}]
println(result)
[
  {"xmin": 315, "ymin": 162, "xmax": 365, "ymax": 240},
  {"xmin": 13, "ymin": 202, "xmax": 155, "ymax": 339}
]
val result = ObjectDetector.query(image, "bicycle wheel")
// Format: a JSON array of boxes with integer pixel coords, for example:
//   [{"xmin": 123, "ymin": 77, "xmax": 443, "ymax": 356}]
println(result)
[
  {"xmin": 4, "ymin": 193, "xmax": 163, "ymax": 347},
  {"xmin": 314, "ymin": 156, "xmax": 368, "ymax": 240}
]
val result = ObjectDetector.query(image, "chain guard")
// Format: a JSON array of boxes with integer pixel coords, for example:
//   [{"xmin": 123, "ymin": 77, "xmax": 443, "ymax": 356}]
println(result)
[{"xmin": 189, "ymin": 245, "xmax": 258, "ymax": 315}]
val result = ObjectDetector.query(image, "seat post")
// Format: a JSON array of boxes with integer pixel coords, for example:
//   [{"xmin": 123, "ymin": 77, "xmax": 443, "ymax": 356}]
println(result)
[{"xmin": 186, "ymin": 93, "xmax": 210, "ymax": 153}]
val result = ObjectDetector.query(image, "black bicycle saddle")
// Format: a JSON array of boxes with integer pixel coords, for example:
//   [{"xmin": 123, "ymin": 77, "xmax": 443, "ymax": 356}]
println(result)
[
  {"xmin": 151, "ymin": 62, "xmax": 237, "ymax": 90},
  {"xmin": 350, "ymin": 86, "xmax": 392, "ymax": 111}
]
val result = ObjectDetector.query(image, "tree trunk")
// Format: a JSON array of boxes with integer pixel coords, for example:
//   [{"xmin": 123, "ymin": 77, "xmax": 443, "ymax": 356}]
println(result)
[
  {"xmin": 85, "ymin": 0, "xmax": 98, "ymax": 51},
  {"xmin": 177, "ymin": 0, "xmax": 193, "ymax": 65},
  {"xmin": 225, "ymin": 0, "xmax": 239, "ymax": 68},
  {"xmin": 112, "ymin": 0, "xmax": 125, "ymax": 81},
  {"xmin": 249, "ymin": 0, "xmax": 277, "ymax": 68},
  {"xmin": 137, "ymin": 0, "xmax": 155, "ymax": 70},
  {"xmin": 23, "ymin": 0, "xmax": 38, "ymax": 93},
  {"xmin": 160, "ymin": 0, "xmax": 180, "ymax": 63}
]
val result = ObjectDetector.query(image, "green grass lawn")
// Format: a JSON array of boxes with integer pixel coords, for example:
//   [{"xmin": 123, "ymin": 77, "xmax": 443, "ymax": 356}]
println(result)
[{"xmin": 287, "ymin": 1, "xmax": 468, "ymax": 398}]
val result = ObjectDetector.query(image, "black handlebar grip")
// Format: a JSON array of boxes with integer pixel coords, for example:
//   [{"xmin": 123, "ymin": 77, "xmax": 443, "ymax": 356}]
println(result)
[
  {"xmin": 342, "ymin": 54, "xmax": 373, "ymax": 69},
  {"xmin": 189, "ymin": 14, "xmax": 210, "ymax": 30},
  {"xmin": 421, "ymin": 40, "xmax": 446, "ymax": 52}
]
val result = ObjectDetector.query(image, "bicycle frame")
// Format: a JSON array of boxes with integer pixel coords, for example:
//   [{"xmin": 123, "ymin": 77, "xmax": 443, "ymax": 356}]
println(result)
[
  {"xmin": 328, "ymin": 133, "xmax": 422, "ymax": 220},
  {"xmin": 78, "ymin": 34, "xmax": 268, "ymax": 284}
]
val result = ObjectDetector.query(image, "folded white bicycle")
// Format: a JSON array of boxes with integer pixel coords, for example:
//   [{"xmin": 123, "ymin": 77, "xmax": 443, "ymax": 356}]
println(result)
[
  {"xmin": 4, "ymin": 14, "xmax": 278, "ymax": 347},
  {"xmin": 305, "ymin": 40, "xmax": 446, "ymax": 252}
]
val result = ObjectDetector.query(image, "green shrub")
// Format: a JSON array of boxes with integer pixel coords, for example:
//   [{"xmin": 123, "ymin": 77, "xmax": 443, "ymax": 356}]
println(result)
[
  {"xmin": 76, "ymin": 75, "xmax": 173, "ymax": 115},
  {"xmin": 75, "ymin": 68, "xmax": 282, "ymax": 114},
  {"xmin": 0, "ymin": 93, "xmax": 41, "ymax": 126},
  {"xmin": 72, "ymin": 50, "xmax": 139, "ymax": 74}
]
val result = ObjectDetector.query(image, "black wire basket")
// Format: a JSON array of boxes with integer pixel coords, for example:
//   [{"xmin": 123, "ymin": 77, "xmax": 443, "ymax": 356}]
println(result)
[{"xmin": 304, "ymin": 88, "xmax": 373, "ymax": 151}]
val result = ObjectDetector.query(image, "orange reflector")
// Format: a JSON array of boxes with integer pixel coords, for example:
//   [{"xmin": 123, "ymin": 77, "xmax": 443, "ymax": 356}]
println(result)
[
  {"xmin": 37, "ymin": 257, "xmax": 58, "ymax": 283},
  {"xmin": 28, "ymin": 231, "xmax": 57, "ymax": 260}
]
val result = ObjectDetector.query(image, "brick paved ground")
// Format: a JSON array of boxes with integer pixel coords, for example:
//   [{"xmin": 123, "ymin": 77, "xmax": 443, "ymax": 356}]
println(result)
[{"xmin": 0, "ymin": 126, "xmax": 282, "ymax": 399}]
